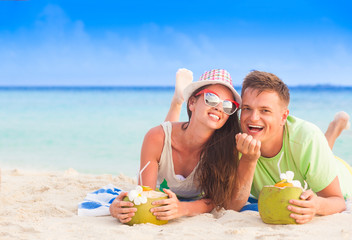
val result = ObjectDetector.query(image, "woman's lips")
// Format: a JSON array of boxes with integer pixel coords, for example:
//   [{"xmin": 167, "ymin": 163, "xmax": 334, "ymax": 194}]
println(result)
[{"xmin": 209, "ymin": 113, "xmax": 220, "ymax": 121}]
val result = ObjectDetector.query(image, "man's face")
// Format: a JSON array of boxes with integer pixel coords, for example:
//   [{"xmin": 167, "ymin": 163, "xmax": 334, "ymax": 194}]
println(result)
[{"xmin": 240, "ymin": 88, "xmax": 289, "ymax": 149}]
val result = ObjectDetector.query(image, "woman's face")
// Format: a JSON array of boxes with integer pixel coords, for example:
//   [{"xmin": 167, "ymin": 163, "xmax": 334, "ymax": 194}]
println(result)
[{"xmin": 190, "ymin": 84, "xmax": 234, "ymax": 130}]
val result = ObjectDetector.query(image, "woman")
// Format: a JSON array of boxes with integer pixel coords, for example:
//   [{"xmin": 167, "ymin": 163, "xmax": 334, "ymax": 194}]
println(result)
[{"xmin": 109, "ymin": 69, "xmax": 261, "ymax": 223}]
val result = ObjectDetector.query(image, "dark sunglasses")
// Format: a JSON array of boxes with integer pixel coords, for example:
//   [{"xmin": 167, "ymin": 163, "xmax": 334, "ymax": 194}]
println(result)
[{"xmin": 195, "ymin": 89, "xmax": 239, "ymax": 115}]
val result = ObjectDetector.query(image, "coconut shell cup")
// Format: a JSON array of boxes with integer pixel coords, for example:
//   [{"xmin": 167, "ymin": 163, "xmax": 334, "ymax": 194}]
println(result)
[
  {"xmin": 123, "ymin": 190, "xmax": 168, "ymax": 226},
  {"xmin": 258, "ymin": 185, "xmax": 303, "ymax": 224}
]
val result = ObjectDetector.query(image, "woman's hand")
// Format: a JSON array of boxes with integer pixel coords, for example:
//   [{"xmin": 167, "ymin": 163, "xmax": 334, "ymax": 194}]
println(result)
[
  {"xmin": 236, "ymin": 133, "xmax": 261, "ymax": 162},
  {"xmin": 287, "ymin": 189, "xmax": 318, "ymax": 224},
  {"xmin": 150, "ymin": 189, "xmax": 186, "ymax": 220},
  {"xmin": 109, "ymin": 192, "xmax": 137, "ymax": 224}
]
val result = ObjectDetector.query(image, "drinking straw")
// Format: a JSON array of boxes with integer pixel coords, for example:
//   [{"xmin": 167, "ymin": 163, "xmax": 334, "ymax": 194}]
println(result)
[
  {"xmin": 277, "ymin": 151, "xmax": 284, "ymax": 177},
  {"xmin": 139, "ymin": 161, "xmax": 150, "ymax": 186}
]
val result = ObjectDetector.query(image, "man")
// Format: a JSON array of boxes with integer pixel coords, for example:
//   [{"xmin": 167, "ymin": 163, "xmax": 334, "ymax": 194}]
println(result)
[{"xmin": 239, "ymin": 70, "xmax": 352, "ymax": 224}]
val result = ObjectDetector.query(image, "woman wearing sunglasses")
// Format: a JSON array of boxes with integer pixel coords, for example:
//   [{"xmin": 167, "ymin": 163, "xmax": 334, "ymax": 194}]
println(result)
[{"xmin": 110, "ymin": 69, "xmax": 261, "ymax": 223}]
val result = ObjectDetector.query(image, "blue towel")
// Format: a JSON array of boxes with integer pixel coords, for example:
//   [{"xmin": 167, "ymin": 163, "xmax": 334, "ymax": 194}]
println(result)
[
  {"xmin": 240, "ymin": 203, "xmax": 258, "ymax": 212},
  {"xmin": 78, "ymin": 184, "xmax": 122, "ymax": 216},
  {"xmin": 240, "ymin": 196, "xmax": 259, "ymax": 212}
]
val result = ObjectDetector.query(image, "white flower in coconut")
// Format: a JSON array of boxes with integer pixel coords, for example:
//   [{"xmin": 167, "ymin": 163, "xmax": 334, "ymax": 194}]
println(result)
[
  {"xmin": 280, "ymin": 171, "xmax": 302, "ymax": 188},
  {"xmin": 128, "ymin": 186, "xmax": 147, "ymax": 205}
]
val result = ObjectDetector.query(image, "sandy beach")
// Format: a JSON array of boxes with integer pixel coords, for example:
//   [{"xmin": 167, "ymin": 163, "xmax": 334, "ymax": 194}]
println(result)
[{"xmin": 1, "ymin": 168, "xmax": 351, "ymax": 240}]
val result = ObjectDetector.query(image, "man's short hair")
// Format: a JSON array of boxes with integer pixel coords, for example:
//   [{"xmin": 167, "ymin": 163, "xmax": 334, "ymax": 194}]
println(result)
[{"xmin": 242, "ymin": 70, "xmax": 290, "ymax": 106}]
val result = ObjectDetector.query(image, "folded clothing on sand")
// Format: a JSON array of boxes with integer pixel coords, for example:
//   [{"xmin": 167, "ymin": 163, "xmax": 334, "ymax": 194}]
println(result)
[{"xmin": 78, "ymin": 184, "xmax": 121, "ymax": 216}]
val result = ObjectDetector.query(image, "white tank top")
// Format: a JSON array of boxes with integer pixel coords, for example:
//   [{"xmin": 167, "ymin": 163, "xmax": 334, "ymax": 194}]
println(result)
[{"xmin": 157, "ymin": 121, "xmax": 201, "ymax": 199}]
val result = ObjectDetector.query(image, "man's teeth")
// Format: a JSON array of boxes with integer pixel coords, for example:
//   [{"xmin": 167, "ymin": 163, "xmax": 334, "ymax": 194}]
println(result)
[
  {"xmin": 209, "ymin": 113, "xmax": 219, "ymax": 120},
  {"xmin": 249, "ymin": 125, "xmax": 263, "ymax": 130}
]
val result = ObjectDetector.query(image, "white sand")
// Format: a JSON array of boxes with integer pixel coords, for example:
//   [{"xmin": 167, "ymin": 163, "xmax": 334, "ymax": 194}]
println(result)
[{"xmin": 1, "ymin": 168, "xmax": 352, "ymax": 240}]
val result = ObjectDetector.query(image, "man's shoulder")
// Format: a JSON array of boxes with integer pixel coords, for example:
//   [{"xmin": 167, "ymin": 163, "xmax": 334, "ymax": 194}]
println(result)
[
  {"xmin": 284, "ymin": 115, "xmax": 334, "ymax": 172},
  {"xmin": 286, "ymin": 115, "xmax": 321, "ymax": 135},
  {"xmin": 285, "ymin": 115, "xmax": 325, "ymax": 149}
]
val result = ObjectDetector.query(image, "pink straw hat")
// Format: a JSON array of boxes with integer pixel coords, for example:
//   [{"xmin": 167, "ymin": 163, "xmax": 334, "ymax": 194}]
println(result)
[{"xmin": 183, "ymin": 69, "xmax": 241, "ymax": 105}]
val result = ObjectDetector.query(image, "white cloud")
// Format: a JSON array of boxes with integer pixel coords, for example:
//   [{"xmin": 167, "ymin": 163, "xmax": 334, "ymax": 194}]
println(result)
[{"xmin": 0, "ymin": 4, "xmax": 351, "ymax": 86}]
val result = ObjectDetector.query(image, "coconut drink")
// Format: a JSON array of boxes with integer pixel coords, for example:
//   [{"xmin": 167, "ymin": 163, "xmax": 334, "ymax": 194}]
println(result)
[
  {"xmin": 258, "ymin": 178, "xmax": 303, "ymax": 224},
  {"xmin": 123, "ymin": 161, "xmax": 169, "ymax": 226},
  {"xmin": 258, "ymin": 152, "xmax": 307, "ymax": 224},
  {"xmin": 123, "ymin": 185, "xmax": 168, "ymax": 225}
]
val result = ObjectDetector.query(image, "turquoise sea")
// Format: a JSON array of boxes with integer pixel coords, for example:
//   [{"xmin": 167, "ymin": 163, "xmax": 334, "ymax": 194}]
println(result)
[{"xmin": 1, "ymin": 86, "xmax": 352, "ymax": 178}]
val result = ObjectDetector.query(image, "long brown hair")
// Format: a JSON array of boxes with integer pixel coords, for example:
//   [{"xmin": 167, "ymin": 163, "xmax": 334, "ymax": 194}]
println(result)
[{"xmin": 183, "ymin": 85, "xmax": 241, "ymax": 208}]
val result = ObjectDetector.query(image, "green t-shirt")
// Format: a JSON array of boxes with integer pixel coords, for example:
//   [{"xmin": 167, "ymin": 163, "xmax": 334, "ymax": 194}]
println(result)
[{"xmin": 251, "ymin": 115, "xmax": 352, "ymax": 200}]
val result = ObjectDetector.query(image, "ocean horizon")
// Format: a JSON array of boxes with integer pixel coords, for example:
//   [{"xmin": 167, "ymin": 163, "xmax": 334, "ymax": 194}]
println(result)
[
  {"xmin": 1, "ymin": 85, "xmax": 352, "ymax": 90},
  {"xmin": 1, "ymin": 85, "xmax": 351, "ymax": 178}
]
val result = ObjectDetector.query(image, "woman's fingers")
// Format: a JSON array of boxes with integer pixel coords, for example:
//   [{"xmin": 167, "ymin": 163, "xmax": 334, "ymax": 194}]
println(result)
[
  {"xmin": 116, "ymin": 200, "xmax": 134, "ymax": 208},
  {"xmin": 118, "ymin": 215, "xmax": 133, "ymax": 223},
  {"xmin": 117, "ymin": 206, "xmax": 137, "ymax": 214},
  {"xmin": 150, "ymin": 188, "xmax": 182, "ymax": 220},
  {"xmin": 154, "ymin": 210, "xmax": 178, "ymax": 220},
  {"xmin": 152, "ymin": 188, "xmax": 177, "ymax": 205},
  {"xmin": 151, "ymin": 201, "xmax": 177, "ymax": 213},
  {"xmin": 163, "ymin": 188, "xmax": 177, "ymax": 198},
  {"xmin": 110, "ymin": 191, "xmax": 137, "ymax": 223}
]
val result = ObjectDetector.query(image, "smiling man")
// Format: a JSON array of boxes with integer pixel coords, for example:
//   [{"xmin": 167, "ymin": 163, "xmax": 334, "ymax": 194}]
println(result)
[{"xmin": 241, "ymin": 70, "xmax": 352, "ymax": 224}]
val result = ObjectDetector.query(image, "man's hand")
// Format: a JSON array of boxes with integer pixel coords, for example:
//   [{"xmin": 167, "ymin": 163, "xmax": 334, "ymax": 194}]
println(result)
[
  {"xmin": 287, "ymin": 189, "xmax": 318, "ymax": 224},
  {"xmin": 236, "ymin": 133, "xmax": 261, "ymax": 161}
]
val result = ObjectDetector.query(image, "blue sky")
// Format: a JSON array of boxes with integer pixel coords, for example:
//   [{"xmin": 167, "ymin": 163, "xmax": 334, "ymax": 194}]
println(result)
[{"xmin": 1, "ymin": 0, "xmax": 351, "ymax": 86}]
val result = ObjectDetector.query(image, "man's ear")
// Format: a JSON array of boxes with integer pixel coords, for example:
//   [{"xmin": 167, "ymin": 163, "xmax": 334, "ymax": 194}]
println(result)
[{"xmin": 281, "ymin": 108, "xmax": 289, "ymax": 125}]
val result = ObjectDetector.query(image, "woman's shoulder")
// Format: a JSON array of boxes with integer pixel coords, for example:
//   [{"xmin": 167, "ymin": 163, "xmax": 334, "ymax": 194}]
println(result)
[
  {"xmin": 141, "ymin": 125, "xmax": 166, "ymax": 163},
  {"xmin": 144, "ymin": 121, "xmax": 185, "ymax": 142},
  {"xmin": 144, "ymin": 124, "xmax": 165, "ymax": 142}
]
